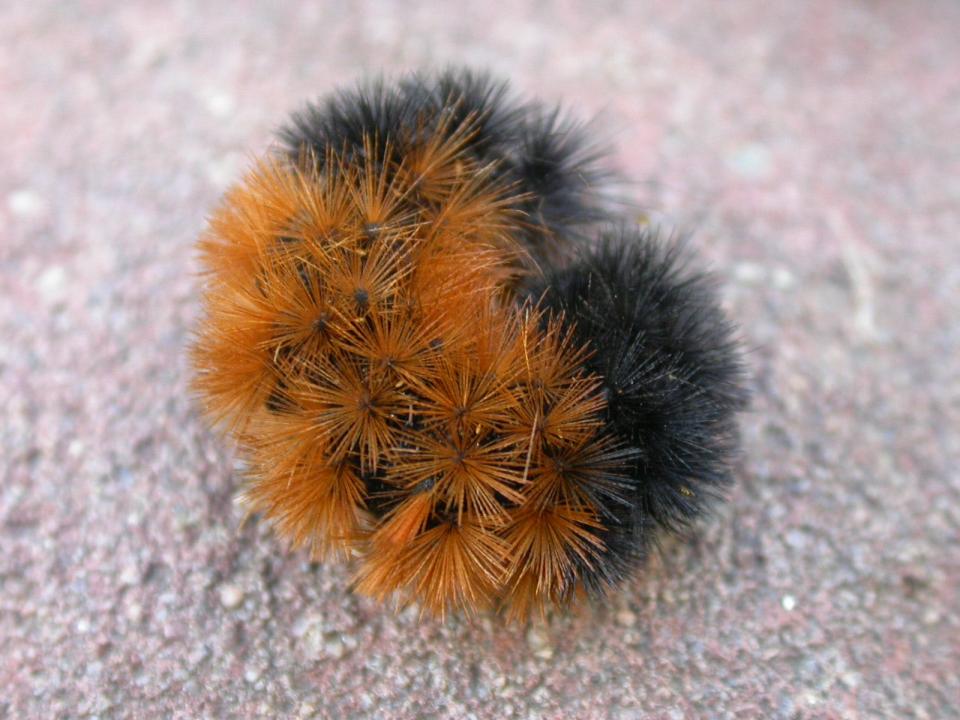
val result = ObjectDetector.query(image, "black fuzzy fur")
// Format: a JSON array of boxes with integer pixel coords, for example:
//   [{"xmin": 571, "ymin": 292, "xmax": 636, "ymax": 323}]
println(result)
[
  {"xmin": 525, "ymin": 228, "xmax": 749, "ymax": 592},
  {"xmin": 279, "ymin": 67, "xmax": 612, "ymax": 267}
]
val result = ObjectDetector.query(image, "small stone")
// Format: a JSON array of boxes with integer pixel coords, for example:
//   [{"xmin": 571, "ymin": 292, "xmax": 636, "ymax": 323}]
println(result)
[
  {"xmin": 219, "ymin": 583, "xmax": 244, "ymax": 609},
  {"xmin": 206, "ymin": 153, "xmax": 243, "ymax": 190},
  {"xmin": 292, "ymin": 612, "xmax": 320, "ymax": 638},
  {"xmin": 8, "ymin": 189, "xmax": 46, "ymax": 218},
  {"xmin": 301, "ymin": 620, "xmax": 326, "ymax": 661},
  {"xmin": 126, "ymin": 602, "xmax": 143, "ymax": 623},
  {"xmin": 733, "ymin": 262, "xmax": 765, "ymax": 284},
  {"xmin": 772, "ymin": 267, "xmax": 796, "ymax": 289},
  {"xmin": 188, "ymin": 645, "xmax": 210, "ymax": 667},
  {"xmin": 781, "ymin": 594, "xmax": 797, "ymax": 611},
  {"xmin": 784, "ymin": 529, "xmax": 807, "ymax": 550},
  {"xmin": 303, "ymin": 625, "xmax": 352, "ymax": 661},
  {"xmin": 526, "ymin": 624, "xmax": 553, "ymax": 659},
  {"xmin": 840, "ymin": 671, "xmax": 859, "ymax": 689},
  {"xmin": 616, "ymin": 609, "xmax": 637, "ymax": 627},
  {"xmin": 324, "ymin": 636, "xmax": 345, "ymax": 659},
  {"xmin": 38, "ymin": 266, "xmax": 67, "ymax": 303},
  {"xmin": 727, "ymin": 143, "xmax": 772, "ymax": 180},
  {"xmin": 205, "ymin": 91, "xmax": 235, "ymax": 117},
  {"xmin": 119, "ymin": 564, "xmax": 140, "ymax": 587}
]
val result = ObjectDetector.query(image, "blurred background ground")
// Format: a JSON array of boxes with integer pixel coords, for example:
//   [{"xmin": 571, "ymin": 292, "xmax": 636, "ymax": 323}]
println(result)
[{"xmin": 2, "ymin": 1, "xmax": 959, "ymax": 718}]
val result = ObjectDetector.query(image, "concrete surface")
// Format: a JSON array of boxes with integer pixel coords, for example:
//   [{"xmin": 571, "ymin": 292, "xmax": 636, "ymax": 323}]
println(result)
[{"xmin": 2, "ymin": 1, "xmax": 959, "ymax": 718}]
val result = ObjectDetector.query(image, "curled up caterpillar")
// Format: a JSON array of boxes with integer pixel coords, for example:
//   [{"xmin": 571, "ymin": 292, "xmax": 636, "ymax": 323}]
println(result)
[{"xmin": 190, "ymin": 68, "xmax": 748, "ymax": 620}]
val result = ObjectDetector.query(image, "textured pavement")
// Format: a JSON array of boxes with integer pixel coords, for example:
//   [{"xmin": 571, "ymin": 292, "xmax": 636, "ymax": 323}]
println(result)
[{"xmin": 2, "ymin": 1, "xmax": 959, "ymax": 718}]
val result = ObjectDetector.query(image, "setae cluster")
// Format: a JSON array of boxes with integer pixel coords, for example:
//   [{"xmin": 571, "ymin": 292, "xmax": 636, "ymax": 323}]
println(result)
[{"xmin": 191, "ymin": 68, "xmax": 747, "ymax": 619}]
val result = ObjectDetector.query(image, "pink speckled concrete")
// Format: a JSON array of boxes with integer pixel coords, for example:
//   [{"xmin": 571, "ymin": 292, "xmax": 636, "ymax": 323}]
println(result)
[{"xmin": 3, "ymin": 1, "xmax": 959, "ymax": 718}]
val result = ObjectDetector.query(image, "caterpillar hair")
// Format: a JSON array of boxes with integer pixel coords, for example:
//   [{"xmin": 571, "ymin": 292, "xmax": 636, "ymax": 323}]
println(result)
[
  {"xmin": 522, "ymin": 230, "xmax": 749, "ymax": 590},
  {"xmin": 279, "ymin": 67, "xmax": 614, "ymax": 271},
  {"xmin": 191, "ymin": 68, "xmax": 747, "ymax": 620}
]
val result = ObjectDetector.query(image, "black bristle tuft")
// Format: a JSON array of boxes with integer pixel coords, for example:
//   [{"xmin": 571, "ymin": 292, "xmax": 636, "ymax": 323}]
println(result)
[
  {"xmin": 512, "ymin": 106, "xmax": 613, "ymax": 261},
  {"xmin": 279, "ymin": 67, "xmax": 614, "ymax": 267},
  {"xmin": 525, "ymin": 227, "xmax": 749, "ymax": 590},
  {"xmin": 279, "ymin": 68, "xmax": 516, "ymax": 170}
]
